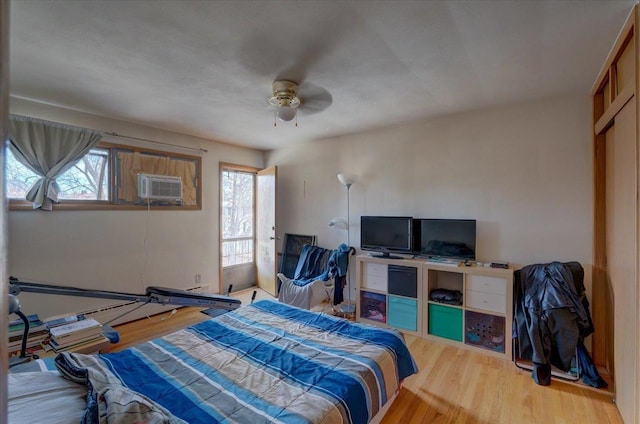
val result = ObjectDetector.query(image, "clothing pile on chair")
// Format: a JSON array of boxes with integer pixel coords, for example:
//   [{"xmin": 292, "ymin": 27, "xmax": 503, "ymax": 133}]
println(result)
[
  {"xmin": 513, "ymin": 261, "xmax": 607, "ymax": 388},
  {"xmin": 277, "ymin": 243, "xmax": 353, "ymax": 309}
]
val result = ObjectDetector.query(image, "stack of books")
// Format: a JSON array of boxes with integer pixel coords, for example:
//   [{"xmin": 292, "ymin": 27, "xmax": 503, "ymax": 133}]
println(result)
[
  {"xmin": 44, "ymin": 314, "xmax": 80, "ymax": 329},
  {"xmin": 8, "ymin": 314, "xmax": 48, "ymax": 357},
  {"xmin": 48, "ymin": 318, "xmax": 103, "ymax": 352}
]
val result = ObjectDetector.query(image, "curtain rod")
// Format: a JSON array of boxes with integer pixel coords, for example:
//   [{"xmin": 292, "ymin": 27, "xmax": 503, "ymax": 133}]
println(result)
[
  {"xmin": 104, "ymin": 131, "xmax": 208, "ymax": 153},
  {"xmin": 10, "ymin": 114, "xmax": 208, "ymax": 153}
]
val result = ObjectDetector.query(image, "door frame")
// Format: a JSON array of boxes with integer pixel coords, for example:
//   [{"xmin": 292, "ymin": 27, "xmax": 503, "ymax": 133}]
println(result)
[{"xmin": 218, "ymin": 162, "xmax": 259, "ymax": 295}]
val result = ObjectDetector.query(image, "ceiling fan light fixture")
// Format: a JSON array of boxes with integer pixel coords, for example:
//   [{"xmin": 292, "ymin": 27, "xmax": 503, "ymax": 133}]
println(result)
[
  {"xmin": 276, "ymin": 105, "xmax": 297, "ymax": 122},
  {"xmin": 269, "ymin": 80, "xmax": 300, "ymax": 124}
]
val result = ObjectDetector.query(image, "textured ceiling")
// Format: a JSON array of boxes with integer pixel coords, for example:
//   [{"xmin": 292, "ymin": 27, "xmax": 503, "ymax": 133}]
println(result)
[{"xmin": 9, "ymin": 0, "xmax": 636, "ymax": 150}]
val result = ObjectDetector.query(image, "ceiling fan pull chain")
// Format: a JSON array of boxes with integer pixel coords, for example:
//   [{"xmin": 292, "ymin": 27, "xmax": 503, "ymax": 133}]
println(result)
[{"xmin": 295, "ymin": 114, "xmax": 298, "ymax": 127}]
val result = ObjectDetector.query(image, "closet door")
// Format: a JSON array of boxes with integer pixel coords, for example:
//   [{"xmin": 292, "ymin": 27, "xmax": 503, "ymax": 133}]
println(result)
[{"xmin": 605, "ymin": 98, "xmax": 638, "ymax": 422}]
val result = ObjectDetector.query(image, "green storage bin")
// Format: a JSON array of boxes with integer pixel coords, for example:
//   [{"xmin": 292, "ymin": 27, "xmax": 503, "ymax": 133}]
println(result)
[
  {"xmin": 388, "ymin": 295, "xmax": 418, "ymax": 331},
  {"xmin": 428, "ymin": 303, "xmax": 463, "ymax": 342}
]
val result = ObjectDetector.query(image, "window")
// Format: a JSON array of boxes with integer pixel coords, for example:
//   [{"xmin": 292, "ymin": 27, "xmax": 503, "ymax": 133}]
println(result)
[
  {"xmin": 59, "ymin": 148, "xmax": 110, "ymax": 200},
  {"xmin": 7, "ymin": 142, "xmax": 202, "ymax": 210},
  {"xmin": 221, "ymin": 167, "xmax": 255, "ymax": 267},
  {"xmin": 6, "ymin": 147, "xmax": 109, "ymax": 201},
  {"xmin": 112, "ymin": 147, "xmax": 200, "ymax": 207},
  {"xmin": 5, "ymin": 148, "xmax": 39, "ymax": 200}
]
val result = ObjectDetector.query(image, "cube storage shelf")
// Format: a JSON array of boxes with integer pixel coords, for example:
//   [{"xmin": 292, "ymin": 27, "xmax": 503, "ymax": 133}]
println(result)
[
  {"xmin": 356, "ymin": 254, "xmax": 514, "ymax": 360},
  {"xmin": 388, "ymin": 295, "xmax": 418, "ymax": 331},
  {"xmin": 360, "ymin": 290, "xmax": 387, "ymax": 323},
  {"xmin": 428, "ymin": 303, "xmax": 463, "ymax": 342},
  {"xmin": 357, "ymin": 259, "xmax": 422, "ymax": 335},
  {"xmin": 465, "ymin": 310, "xmax": 506, "ymax": 353}
]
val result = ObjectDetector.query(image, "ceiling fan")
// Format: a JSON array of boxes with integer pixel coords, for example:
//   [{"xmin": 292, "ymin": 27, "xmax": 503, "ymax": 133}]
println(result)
[
  {"xmin": 269, "ymin": 80, "xmax": 301, "ymax": 123},
  {"xmin": 237, "ymin": 8, "xmax": 355, "ymax": 127},
  {"xmin": 268, "ymin": 80, "xmax": 332, "ymax": 125}
]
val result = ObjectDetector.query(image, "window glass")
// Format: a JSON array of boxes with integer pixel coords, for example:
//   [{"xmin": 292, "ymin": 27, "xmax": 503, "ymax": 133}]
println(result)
[
  {"xmin": 5, "ymin": 148, "xmax": 39, "ymax": 199},
  {"xmin": 221, "ymin": 170, "xmax": 254, "ymax": 266},
  {"xmin": 58, "ymin": 148, "xmax": 110, "ymax": 200},
  {"xmin": 6, "ymin": 147, "xmax": 109, "ymax": 201}
]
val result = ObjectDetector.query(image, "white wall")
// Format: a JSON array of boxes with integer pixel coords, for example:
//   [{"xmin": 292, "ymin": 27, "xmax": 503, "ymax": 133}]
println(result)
[
  {"xmin": 266, "ymin": 93, "xmax": 593, "ymax": 302},
  {"xmin": 8, "ymin": 97, "xmax": 264, "ymax": 319},
  {"xmin": 9, "ymin": 93, "xmax": 593, "ymax": 320}
]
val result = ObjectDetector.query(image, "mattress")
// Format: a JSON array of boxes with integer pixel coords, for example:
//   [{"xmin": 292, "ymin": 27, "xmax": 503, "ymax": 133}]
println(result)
[{"xmin": 10, "ymin": 299, "xmax": 418, "ymax": 424}]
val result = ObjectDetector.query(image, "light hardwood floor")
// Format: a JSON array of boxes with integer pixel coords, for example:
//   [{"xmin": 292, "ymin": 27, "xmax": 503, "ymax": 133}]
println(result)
[{"xmin": 107, "ymin": 288, "xmax": 623, "ymax": 424}]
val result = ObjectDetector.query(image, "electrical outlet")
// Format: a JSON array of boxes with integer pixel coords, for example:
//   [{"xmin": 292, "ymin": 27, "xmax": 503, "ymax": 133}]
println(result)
[{"xmin": 195, "ymin": 274, "xmax": 201, "ymax": 285}]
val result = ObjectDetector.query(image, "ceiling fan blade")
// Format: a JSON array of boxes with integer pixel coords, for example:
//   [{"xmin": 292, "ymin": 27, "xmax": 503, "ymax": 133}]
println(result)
[
  {"xmin": 238, "ymin": 33, "xmax": 331, "ymax": 84},
  {"xmin": 236, "ymin": 4, "xmax": 356, "ymax": 82},
  {"xmin": 237, "ymin": 31, "xmax": 297, "ymax": 78},
  {"xmin": 298, "ymin": 82, "xmax": 332, "ymax": 115}
]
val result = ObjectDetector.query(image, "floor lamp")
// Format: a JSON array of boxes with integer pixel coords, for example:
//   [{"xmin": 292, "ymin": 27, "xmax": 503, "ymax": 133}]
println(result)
[{"xmin": 337, "ymin": 173, "xmax": 357, "ymax": 315}]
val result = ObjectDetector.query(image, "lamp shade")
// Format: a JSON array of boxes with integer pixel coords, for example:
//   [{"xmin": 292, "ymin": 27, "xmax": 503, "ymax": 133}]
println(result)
[
  {"xmin": 329, "ymin": 217, "xmax": 348, "ymax": 230},
  {"xmin": 337, "ymin": 173, "xmax": 357, "ymax": 187},
  {"xmin": 276, "ymin": 106, "xmax": 297, "ymax": 122},
  {"xmin": 8, "ymin": 294, "xmax": 21, "ymax": 314}
]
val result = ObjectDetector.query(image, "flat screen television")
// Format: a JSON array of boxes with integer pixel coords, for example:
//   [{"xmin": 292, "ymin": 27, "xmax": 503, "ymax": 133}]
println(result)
[
  {"xmin": 417, "ymin": 219, "xmax": 476, "ymax": 260},
  {"xmin": 360, "ymin": 216, "xmax": 414, "ymax": 259}
]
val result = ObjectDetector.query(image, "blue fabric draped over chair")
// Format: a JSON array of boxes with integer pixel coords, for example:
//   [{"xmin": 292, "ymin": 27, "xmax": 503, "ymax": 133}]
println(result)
[{"xmin": 278, "ymin": 244, "xmax": 351, "ymax": 309}]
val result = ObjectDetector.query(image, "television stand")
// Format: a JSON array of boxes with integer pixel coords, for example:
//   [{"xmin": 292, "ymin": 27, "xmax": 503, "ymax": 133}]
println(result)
[
  {"xmin": 355, "ymin": 254, "xmax": 514, "ymax": 361},
  {"xmin": 424, "ymin": 257, "xmax": 462, "ymax": 267}
]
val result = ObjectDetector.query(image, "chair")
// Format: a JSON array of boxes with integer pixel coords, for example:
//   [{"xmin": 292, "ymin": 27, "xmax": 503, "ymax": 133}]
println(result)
[
  {"xmin": 279, "ymin": 234, "xmax": 317, "ymax": 279},
  {"xmin": 512, "ymin": 261, "xmax": 606, "ymax": 388},
  {"xmin": 277, "ymin": 244, "xmax": 350, "ymax": 310}
]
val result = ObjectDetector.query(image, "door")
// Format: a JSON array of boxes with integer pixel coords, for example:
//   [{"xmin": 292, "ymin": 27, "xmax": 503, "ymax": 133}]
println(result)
[
  {"xmin": 256, "ymin": 166, "xmax": 277, "ymax": 296},
  {"xmin": 219, "ymin": 164, "xmax": 258, "ymax": 294},
  {"xmin": 605, "ymin": 99, "xmax": 638, "ymax": 421}
]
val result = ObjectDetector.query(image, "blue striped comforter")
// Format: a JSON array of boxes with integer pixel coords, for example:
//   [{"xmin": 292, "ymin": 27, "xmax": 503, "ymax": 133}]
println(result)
[{"xmin": 56, "ymin": 300, "xmax": 418, "ymax": 424}]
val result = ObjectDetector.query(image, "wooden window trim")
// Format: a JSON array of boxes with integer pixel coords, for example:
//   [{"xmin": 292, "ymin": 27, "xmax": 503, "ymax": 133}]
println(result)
[
  {"xmin": 9, "ymin": 141, "xmax": 203, "ymax": 211},
  {"xmin": 219, "ymin": 163, "xmax": 259, "ymax": 282}
]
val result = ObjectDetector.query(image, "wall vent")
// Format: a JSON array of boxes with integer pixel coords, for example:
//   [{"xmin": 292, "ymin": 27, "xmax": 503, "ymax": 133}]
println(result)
[{"xmin": 138, "ymin": 174, "xmax": 182, "ymax": 201}]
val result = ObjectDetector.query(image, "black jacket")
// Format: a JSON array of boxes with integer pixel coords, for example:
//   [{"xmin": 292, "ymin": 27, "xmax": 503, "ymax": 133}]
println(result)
[{"xmin": 514, "ymin": 261, "xmax": 605, "ymax": 387}]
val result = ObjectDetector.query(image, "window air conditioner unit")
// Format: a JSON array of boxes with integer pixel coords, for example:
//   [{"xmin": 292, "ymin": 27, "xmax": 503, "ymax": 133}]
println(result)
[{"xmin": 138, "ymin": 174, "xmax": 183, "ymax": 201}]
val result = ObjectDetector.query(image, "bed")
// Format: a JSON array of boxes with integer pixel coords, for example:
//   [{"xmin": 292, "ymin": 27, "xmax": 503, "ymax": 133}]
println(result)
[{"xmin": 9, "ymin": 299, "xmax": 418, "ymax": 424}]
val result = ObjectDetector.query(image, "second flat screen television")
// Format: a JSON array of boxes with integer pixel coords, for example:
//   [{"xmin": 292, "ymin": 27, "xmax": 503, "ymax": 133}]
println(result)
[
  {"xmin": 360, "ymin": 216, "xmax": 413, "ymax": 259},
  {"xmin": 418, "ymin": 219, "xmax": 476, "ymax": 260}
]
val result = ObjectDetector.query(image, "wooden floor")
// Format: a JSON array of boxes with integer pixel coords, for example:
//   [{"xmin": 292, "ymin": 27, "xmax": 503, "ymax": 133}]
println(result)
[{"xmin": 107, "ymin": 288, "xmax": 623, "ymax": 424}]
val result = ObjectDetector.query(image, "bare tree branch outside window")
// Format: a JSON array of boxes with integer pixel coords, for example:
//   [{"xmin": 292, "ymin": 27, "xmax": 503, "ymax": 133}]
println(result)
[
  {"xmin": 222, "ymin": 170, "xmax": 254, "ymax": 267},
  {"xmin": 6, "ymin": 148, "xmax": 109, "ymax": 201}
]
